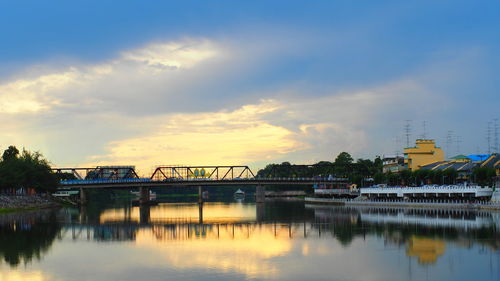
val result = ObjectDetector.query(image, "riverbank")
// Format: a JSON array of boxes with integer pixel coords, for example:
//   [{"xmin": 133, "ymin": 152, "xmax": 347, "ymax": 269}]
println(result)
[
  {"xmin": 0, "ymin": 195, "xmax": 60, "ymax": 214},
  {"xmin": 304, "ymin": 197, "xmax": 500, "ymax": 210}
]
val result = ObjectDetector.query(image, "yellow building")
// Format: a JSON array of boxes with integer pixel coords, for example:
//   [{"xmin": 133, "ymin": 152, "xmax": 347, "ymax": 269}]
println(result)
[{"xmin": 404, "ymin": 139, "xmax": 444, "ymax": 171}]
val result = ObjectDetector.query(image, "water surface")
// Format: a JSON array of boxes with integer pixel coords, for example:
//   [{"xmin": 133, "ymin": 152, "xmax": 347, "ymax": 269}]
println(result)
[{"xmin": 0, "ymin": 199, "xmax": 499, "ymax": 281}]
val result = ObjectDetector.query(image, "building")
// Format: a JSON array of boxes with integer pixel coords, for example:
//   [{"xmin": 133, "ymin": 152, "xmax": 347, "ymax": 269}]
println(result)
[
  {"xmin": 382, "ymin": 154, "xmax": 405, "ymax": 173},
  {"xmin": 419, "ymin": 153, "xmax": 500, "ymax": 181},
  {"xmin": 404, "ymin": 139, "xmax": 444, "ymax": 171},
  {"xmin": 419, "ymin": 159, "xmax": 478, "ymax": 181},
  {"xmin": 480, "ymin": 153, "xmax": 500, "ymax": 176}
]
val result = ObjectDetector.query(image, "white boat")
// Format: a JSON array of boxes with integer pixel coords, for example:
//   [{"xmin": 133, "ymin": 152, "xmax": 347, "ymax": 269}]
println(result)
[
  {"xmin": 52, "ymin": 190, "xmax": 79, "ymax": 197},
  {"xmin": 234, "ymin": 189, "xmax": 245, "ymax": 199}
]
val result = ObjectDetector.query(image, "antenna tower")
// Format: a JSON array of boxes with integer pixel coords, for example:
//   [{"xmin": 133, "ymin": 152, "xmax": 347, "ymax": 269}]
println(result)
[
  {"xmin": 404, "ymin": 120, "xmax": 412, "ymax": 147},
  {"xmin": 455, "ymin": 135, "xmax": 462, "ymax": 154},
  {"xmin": 420, "ymin": 121, "xmax": 427, "ymax": 139},
  {"xmin": 394, "ymin": 136, "xmax": 402, "ymax": 156},
  {"xmin": 487, "ymin": 122, "xmax": 492, "ymax": 154},
  {"xmin": 446, "ymin": 131, "xmax": 454, "ymax": 158},
  {"xmin": 494, "ymin": 118, "xmax": 499, "ymax": 153}
]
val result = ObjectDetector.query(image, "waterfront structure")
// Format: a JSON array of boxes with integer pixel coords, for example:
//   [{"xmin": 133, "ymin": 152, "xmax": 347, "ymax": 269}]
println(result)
[
  {"xmin": 360, "ymin": 184, "xmax": 494, "ymax": 200},
  {"xmin": 382, "ymin": 154, "xmax": 405, "ymax": 173},
  {"xmin": 404, "ymin": 139, "xmax": 445, "ymax": 171}
]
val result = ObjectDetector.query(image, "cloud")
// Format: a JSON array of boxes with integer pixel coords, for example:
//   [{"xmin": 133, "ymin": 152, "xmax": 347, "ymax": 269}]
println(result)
[
  {"xmin": 83, "ymin": 78, "xmax": 431, "ymax": 173},
  {"xmin": 0, "ymin": 33, "xmax": 490, "ymax": 170},
  {"xmin": 85, "ymin": 100, "xmax": 305, "ymax": 173},
  {"xmin": 121, "ymin": 40, "xmax": 219, "ymax": 70},
  {"xmin": 0, "ymin": 38, "xmax": 222, "ymax": 115}
]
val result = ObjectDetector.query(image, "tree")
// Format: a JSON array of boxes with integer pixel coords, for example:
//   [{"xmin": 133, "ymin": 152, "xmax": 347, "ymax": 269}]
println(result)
[
  {"xmin": 0, "ymin": 147, "xmax": 58, "ymax": 193},
  {"xmin": 335, "ymin": 152, "xmax": 354, "ymax": 165},
  {"xmin": 373, "ymin": 156, "xmax": 383, "ymax": 174},
  {"xmin": 2, "ymin": 146, "xmax": 19, "ymax": 162},
  {"xmin": 334, "ymin": 152, "xmax": 353, "ymax": 177},
  {"xmin": 472, "ymin": 167, "xmax": 496, "ymax": 187}
]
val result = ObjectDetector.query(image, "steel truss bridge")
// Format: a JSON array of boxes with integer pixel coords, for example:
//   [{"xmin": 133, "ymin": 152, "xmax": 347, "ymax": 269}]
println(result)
[{"xmin": 53, "ymin": 165, "xmax": 348, "ymax": 189}]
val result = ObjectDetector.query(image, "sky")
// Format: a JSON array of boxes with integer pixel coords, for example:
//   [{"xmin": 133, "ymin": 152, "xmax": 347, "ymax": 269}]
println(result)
[{"xmin": 0, "ymin": 0, "xmax": 499, "ymax": 174}]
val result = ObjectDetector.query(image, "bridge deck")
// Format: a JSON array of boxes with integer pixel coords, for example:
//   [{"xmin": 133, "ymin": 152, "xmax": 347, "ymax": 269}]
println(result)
[{"xmin": 58, "ymin": 178, "xmax": 346, "ymax": 189}]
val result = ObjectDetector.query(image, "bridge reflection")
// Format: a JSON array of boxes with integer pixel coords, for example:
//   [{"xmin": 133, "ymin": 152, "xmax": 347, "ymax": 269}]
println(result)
[{"xmin": 61, "ymin": 203, "xmax": 500, "ymax": 254}]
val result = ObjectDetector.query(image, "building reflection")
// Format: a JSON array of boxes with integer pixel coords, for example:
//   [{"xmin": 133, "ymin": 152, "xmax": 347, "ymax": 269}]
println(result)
[
  {"xmin": 407, "ymin": 236, "xmax": 446, "ymax": 264},
  {"xmin": 307, "ymin": 204, "xmax": 500, "ymax": 264}
]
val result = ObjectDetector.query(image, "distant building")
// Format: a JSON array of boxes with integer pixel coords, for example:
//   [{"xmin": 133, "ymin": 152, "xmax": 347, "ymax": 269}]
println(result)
[
  {"xmin": 480, "ymin": 154, "xmax": 500, "ymax": 176},
  {"xmin": 382, "ymin": 154, "xmax": 405, "ymax": 173},
  {"xmin": 419, "ymin": 159, "xmax": 478, "ymax": 181},
  {"xmin": 404, "ymin": 139, "xmax": 444, "ymax": 171},
  {"xmin": 419, "ymin": 153, "xmax": 500, "ymax": 180}
]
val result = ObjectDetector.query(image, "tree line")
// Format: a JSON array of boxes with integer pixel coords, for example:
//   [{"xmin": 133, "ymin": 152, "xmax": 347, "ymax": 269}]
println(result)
[
  {"xmin": 257, "ymin": 152, "xmax": 497, "ymax": 187},
  {"xmin": 0, "ymin": 146, "xmax": 58, "ymax": 194}
]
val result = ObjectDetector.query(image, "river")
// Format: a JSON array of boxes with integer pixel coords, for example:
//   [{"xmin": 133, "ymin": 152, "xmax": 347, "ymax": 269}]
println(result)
[{"xmin": 0, "ymin": 197, "xmax": 499, "ymax": 281}]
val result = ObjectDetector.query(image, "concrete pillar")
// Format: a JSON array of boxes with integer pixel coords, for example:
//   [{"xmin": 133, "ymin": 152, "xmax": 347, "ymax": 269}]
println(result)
[
  {"xmin": 256, "ymin": 185, "xmax": 265, "ymax": 203},
  {"xmin": 198, "ymin": 186, "xmax": 203, "ymax": 203},
  {"xmin": 79, "ymin": 188, "xmax": 87, "ymax": 205},
  {"xmin": 139, "ymin": 186, "xmax": 150, "ymax": 205},
  {"xmin": 79, "ymin": 204, "xmax": 88, "ymax": 223}
]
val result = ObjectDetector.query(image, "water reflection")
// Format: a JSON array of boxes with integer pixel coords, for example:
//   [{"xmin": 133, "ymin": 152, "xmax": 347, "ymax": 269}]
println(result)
[
  {"xmin": 0, "ymin": 202, "xmax": 498, "ymax": 281},
  {"xmin": 307, "ymin": 205, "xmax": 500, "ymax": 263},
  {"xmin": 0, "ymin": 209, "xmax": 61, "ymax": 267},
  {"xmin": 407, "ymin": 236, "xmax": 445, "ymax": 264}
]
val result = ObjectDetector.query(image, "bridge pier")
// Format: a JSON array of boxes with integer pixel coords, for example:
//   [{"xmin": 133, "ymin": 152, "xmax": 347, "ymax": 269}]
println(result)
[
  {"xmin": 256, "ymin": 185, "xmax": 265, "ymax": 203},
  {"xmin": 139, "ymin": 186, "xmax": 150, "ymax": 205},
  {"xmin": 79, "ymin": 188, "xmax": 87, "ymax": 205},
  {"xmin": 198, "ymin": 186, "xmax": 203, "ymax": 203}
]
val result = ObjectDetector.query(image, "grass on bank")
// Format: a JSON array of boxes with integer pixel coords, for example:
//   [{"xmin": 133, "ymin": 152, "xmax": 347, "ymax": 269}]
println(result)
[{"xmin": 0, "ymin": 206, "xmax": 43, "ymax": 214}]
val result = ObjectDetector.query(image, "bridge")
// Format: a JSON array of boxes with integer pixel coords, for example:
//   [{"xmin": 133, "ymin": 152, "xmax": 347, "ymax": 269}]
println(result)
[{"xmin": 53, "ymin": 165, "xmax": 348, "ymax": 204}]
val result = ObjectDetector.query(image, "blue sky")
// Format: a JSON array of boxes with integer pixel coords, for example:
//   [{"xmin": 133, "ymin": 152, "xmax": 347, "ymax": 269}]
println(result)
[{"xmin": 0, "ymin": 0, "xmax": 499, "ymax": 173}]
